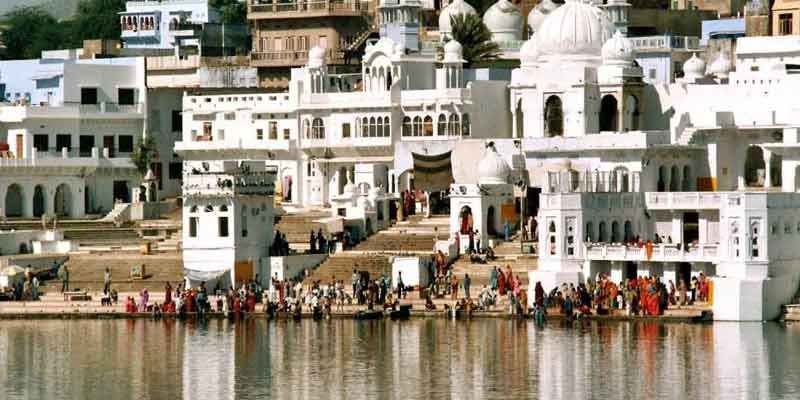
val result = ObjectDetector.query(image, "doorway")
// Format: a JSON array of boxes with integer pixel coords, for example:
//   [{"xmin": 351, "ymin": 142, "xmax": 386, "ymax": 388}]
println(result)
[
  {"xmin": 683, "ymin": 212, "xmax": 699, "ymax": 245},
  {"xmin": 113, "ymin": 181, "xmax": 130, "ymax": 203},
  {"xmin": 624, "ymin": 261, "xmax": 638, "ymax": 280},
  {"xmin": 677, "ymin": 262, "xmax": 691, "ymax": 287}
]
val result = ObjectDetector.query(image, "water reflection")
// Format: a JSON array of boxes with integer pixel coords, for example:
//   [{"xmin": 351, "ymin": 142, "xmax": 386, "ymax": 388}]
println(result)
[{"xmin": 1, "ymin": 319, "xmax": 799, "ymax": 399}]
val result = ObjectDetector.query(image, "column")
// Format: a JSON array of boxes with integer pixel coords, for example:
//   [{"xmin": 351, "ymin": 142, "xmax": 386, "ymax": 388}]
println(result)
[
  {"xmin": 764, "ymin": 149, "xmax": 772, "ymax": 188},
  {"xmin": 45, "ymin": 185, "xmax": 55, "ymax": 216},
  {"xmin": 22, "ymin": 184, "xmax": 34, "ymax": 218},
  {"xmin": 671, "ymin": 212, "xmax": 683, "ymax": 245},
  {"xmin": 512, "ymin": 110, "xmax": 518, "ymax": 139}
]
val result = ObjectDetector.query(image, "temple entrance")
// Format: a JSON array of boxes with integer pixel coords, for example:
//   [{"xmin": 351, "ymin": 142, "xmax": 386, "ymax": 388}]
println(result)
[
  {"xmin": 599, "ymin": 95, "xmax": 618, "ymax": 132},
  {"xmin": 486, "ymin": 206, "xmax": 496, "ymax": 237},
  {"xmin": 624, "ymin": 261, "xmax": 638, "ymax": 280},
  {"xmin": 5, "ymin": 184, "xmax": 23, "ymax": 217},
  {"xmin": 33, "ymin": 185, "xmax": 46, "ymax": 218},
  {"xmin": 683, "ymin": 212, "xmax": 699, "ymax": 245},
  {"xmin": 54, "ymin": 184, "xmax": 71, "ymax": 217},
  {"xmin": 459, "ymin": 206, "xmax": 473, "ymax": 234}
]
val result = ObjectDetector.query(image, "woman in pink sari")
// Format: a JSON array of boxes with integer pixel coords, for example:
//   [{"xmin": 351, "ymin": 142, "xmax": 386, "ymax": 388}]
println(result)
[
  {"xmin": 512, "ymin": 275, "xmax": 521, "ymax": 297},
  {"xmin": 138, "ymin": 289, "xmax": 149, "ymax": 312}
]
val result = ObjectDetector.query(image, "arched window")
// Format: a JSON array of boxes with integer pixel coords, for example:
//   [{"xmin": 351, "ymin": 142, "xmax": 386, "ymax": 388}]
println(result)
[
  {"xmin": 624, "ymin": 220, "xmax": 633, "ymax": 242},
  {"xmin": 189, "ymin": 205, "xmax": 198, "ymax": 213},
  {"xmin": 598, "ymin": 221, "xmax": 607, "ymax": 242},
  {"xmin": 751, "ymin": 221, "xmax": 761, "ymax": 258},
  {"xmin": 204, "ymin": 205, "xmax": 213, "ymax": 212},
  {"xmin": 462, "ymin": 113, "xmax": 471, "ymax": 136},
  {"xmin": 219, "ymin": 204, "xmax": 228, "ymax": 212},
  {"xmin": 544, "ymin": 95, "xmax": 564, "ymax": 137},
  {"xmin": 658, "ymin": 165, "xmax": 667, "ymax": 192},
  {"xmin": 382, "ymin": 116, "xmax": 390, "ymax": 136},
  {"xmin": 682, "ymin": 165, "xmax": 692, "ymax": 191},
  {"xmin": 611, "ymin": 221, "xmax": 620, "ymax": 243},
  {"xmin": 303, "ymin": 119, "xmax": 311, "ymax": 139},
  {"xmin": 670, "ymin": 165, "xmax": 680, "ymax": 192},
  {"xmin": 624, "ymin": 95, "xmax": 640, "ymax": 131},
  {"xmin": 362, "ymin": 117, "xmax": 369, "ymax": 137},
  {"xmin": 585, "ymin": 221, "xmax": 594, "ymax": 242},
  {"xmin": 448, "ymin": 114, "xmax": 460, "ymax": 136},
  {"xmin": 437, "ymin": 114, "xmax": 447, "ymax": 136},
  {"xmin": 745, "ymin": 146, "xmax": 765, "ymax": 187},
  {"xmin": 599, "ymin": 95, "xmax": 618, "ymax": 132},
  {"xmin": 377, "ymin": 117, "xmax": 384, "ymax": 137},
  {"xmin": 423, "ymin": 116, "xmax": 433, "ymax": 136},
  {"xmin": 312, "ymin": 117, "xmax": 325, "ymax": 139},
  {"xmin": 354, "ymin": 117, "xmax": 361, "ymax": 138},
  {"xmin": 413, "ymin": 116, "xmax": 422, "ymax": 136},
  {"xmin": 369, "ymin": 116, "xmax": 377, "ymax": 137},
  {"xmin": 402, "ymin": 116, "xmax": 412, "ymax": 136}
]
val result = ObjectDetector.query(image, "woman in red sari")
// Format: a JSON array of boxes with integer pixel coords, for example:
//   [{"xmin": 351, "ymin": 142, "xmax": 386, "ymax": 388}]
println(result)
[
  {"xmin": 497, "ymin": 269, "xmax": 506, "ymax": 296},
  {"xmin": 233, "ymin": 294, "xmax": 241, "ymax": 317}
]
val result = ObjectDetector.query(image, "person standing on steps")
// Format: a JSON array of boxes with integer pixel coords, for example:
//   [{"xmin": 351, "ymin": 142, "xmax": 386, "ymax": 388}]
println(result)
[
  {"xmin": 104, "ymin": 268, "xmax": 112, "ymax": 295},
  {"xmin": 60, "ymin": 263, "xmax": 70, "ymax": 293},
  {"xmin": 464, "ymin": 274, "xmax": 471, "ymax": 299},
  {"xmin": 396, "ymin": 271, "xmax": 405, "ymax": 299}
]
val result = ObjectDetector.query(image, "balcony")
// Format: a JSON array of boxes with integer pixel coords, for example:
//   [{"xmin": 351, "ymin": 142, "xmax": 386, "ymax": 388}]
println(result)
[
  {"xmin": 183, "ymin": 171, "xmax": 276, "ymax": 198},
  {"xmin": 175, "ymin": 138, "xmax": 296, "ymax": 158},
  {"xmin": 169, "ymin": 22, "xmax": 202, "ymax": 37},
  {"xmin": 0, "ymin": 102, "xmax": 144, "ymax": 121},
  {"xmin": 0, "ymin": 147, "xmax": 135, "ymax": 170},
  {"xmin": 250, "ymin": 49, "xmax": 345, "ymax": 68},
  {"xmin": 584, "ymin": 243, "xmax": 719, "ymax": 263},
  {"xmin": 147, "ymin": 55, "xmax": 201, "ymax": 71},
  {"xmin": 248, "ymin": 0, "xmax": 371, "ymax": 19},
  {"xmin": 645, "ymin": 192, "xmax": 723, "ymax": 210}
]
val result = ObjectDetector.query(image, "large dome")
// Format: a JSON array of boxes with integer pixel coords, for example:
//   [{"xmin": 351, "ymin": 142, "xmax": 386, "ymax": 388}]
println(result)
[
  {"xmin": 439, "ymin": 0, "xmax": 477, "ymax": 37},
  {"xmin": 527, "ymin": 0, "xmax": 561, "ymax": 34},
  {"xmin": 483, "ymin": 0, "xmax": 524, "ymax": 42},
  {"xmin": 478, "ymin": 143, "xmax": 511, "ymax": 185},
  {"xmin": 601, "ymin": 30, "xmax": 633, "ymax": 64},
  {"xmin": 535, "ymin": 0, "xmax": 614, "ymax": 61}
]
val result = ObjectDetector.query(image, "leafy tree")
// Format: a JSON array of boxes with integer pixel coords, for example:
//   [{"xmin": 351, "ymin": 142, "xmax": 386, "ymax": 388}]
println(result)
[
  {"xmin": 210, "ymin": 0, "xmax": 247, "ymax": 24},
  {"xmin": 1, "ymin": 7, "xmax": 63, "ymax": 59},
  {"xmin": 449, "ymin": 13, "xmax": 500, "ymax": 67},
  {"xmin": 130, "ymin": 137, "xmax": 158, "ymax": 176},
  {"xmin": 70, "ymin": 0, "xmax": 126, "ymax": 42},
  {"xmin": 465, "ymin": 0, "xmax": 495, "ymax": 15}
]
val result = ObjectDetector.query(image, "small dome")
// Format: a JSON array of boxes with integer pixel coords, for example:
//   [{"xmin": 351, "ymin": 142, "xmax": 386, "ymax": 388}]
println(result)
[
  {"xmin": 483, "ymin": 0, "xmax": 524, "ymax": 42},
  {"xmin": 438, "ymin": 0, "xmax": 477, "ymax": 37},
  {"xmin": 527, "ymin": 0, "xmax": 560, "ymax": 34},
  {"xmin": 308, "ymin": 46, "xmax": 326, "ymax": 68},
  {"xmin": 707, "ymin": 51, "xmax": 731, "ymax": 78},
  {"xmin": 478, "ymin": 143, "xmax": 511, "ymax": 185},
  {"xmin": 601, "ymin": 30, "xmax": 633, "ymax": 64},
  {"xmin": 682, "ymin": 53, "xmax": 706, "ymax": 81},
  {"xmin": 536, "ymin": 0, "xmax": 614, "ymax": 61},
  {"xmin": 443, "ymin": 39, "xmax": 465, "ymax": 63},
  {"xmin": 520, "ymin": 38, "xmax": 539, "ymax": 66}
]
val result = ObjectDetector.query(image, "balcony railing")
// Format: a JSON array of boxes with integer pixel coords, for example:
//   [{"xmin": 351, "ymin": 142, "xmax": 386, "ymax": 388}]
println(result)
[
  {"xmin": 584, "ymin": 243, "xmax": 719, "ymax": 262},
  {"xmin": 250, "ymin": 49, "xmax": 344, "ymax": 66},
  {"xmin": 183, "ymin": 171, "xmax": 276, "ymax": 197},
  {"xmin": 645, "ymin": 192, "xmax": 723, "ymax": 210},
  {"xmin": 248, "ymin": 0, "xmax": 369, "ymax": 15}
]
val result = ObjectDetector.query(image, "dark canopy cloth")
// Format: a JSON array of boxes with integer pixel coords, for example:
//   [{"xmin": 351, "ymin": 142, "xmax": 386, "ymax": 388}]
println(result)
[{"xmin": 412, "ymin": 150, "xmax": 454, "ymax": 192}]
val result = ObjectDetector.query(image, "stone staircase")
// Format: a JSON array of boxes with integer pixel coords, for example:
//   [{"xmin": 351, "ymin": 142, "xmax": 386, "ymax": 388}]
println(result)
[
  {"xmin": 274, "ymin": 210, "xmax": 331, "ymax": 250},
  {"xmin": 352, "ymin": 215, "xmax": 448, "ymax": 253},
  {"xmin": 304, "ymin": 253, "xmax": 392, "ymax": 284},
  {"xmin": 61, "ymin": 252, "xmax": 183, "ymax": 293}
]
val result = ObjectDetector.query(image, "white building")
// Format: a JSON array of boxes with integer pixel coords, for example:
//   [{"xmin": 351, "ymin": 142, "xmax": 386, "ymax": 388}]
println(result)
[
  {"xmin": 120, "ymin": 0, "xmax": 218, "ymax": 54},
  {"xmin": 0, "ymin": 55, "xmax": 147, "ymax": 217},
  {"xmin": 506, "ymin": 0, "xmax": 800, "ymax": 321}
]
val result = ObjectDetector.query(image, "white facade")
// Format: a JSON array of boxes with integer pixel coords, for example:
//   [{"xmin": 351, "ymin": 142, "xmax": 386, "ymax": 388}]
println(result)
[
  {"xmin": 120, "ymin": 0, "xmax": 217, "ymax": 52},
  {"xmin": 0, "ymin": 57, "xmax": 147, "ymax": 217}
]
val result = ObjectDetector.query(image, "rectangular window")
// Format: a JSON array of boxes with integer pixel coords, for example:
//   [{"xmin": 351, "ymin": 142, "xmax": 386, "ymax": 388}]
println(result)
[
  {"xmin": 283, "ymin": 128, "xmax": 290, "ymax": 140},
  {"xmin": 780, "ymin": 13, "xmax": 793, "ymax": 35},
  {"xmin": 217, "ymin": 129, "xmax": 225, "ymax": 141},
  {"xmin": 257, "ymin": 129, "xmax": 264, "ymax": 140},
  {"xmin": 274, "ymin": 37, "xmax": 282, "ymax": 51},
  {"xmin": 79, "ymin": 135, "xmax": 94, "ymax": 156},
  {"xmin": 342, "ymin": 123, "xmax": 351, "ymax": 138},
  {"xmin": 33, "ymin": 134, "xmax": 49, "ymax": 152},
  {"xmin": 203, "ymin": 122, "xmax": 212, "ymax": 140},
  {"xmin": 169, "ymin": 162, "xmax": 182, "ymax": 180},
  {"xmin": 649, "ymin": 69, "xmax": 657, "ymax": 79},
  {"xmin": 218, "ymin": 216, "xmax": 229, "ymax": 237},
  {"xmin": 171, "ymin": 110, "xmax": 182, "ymax": 132},
  {"xmin": 224, "ymin": 112, "xmax": 235, "ymax": 120},
  {"xmin": 56, "ymin": 134, "xmax": 71, "ymax": 152},
  {"xmin": 118, "ymin": 135, "xmax": 134, "ymax": 153},
  {"xmin": 118, "ymin": 88, "xmax": 135, "ymax": 105},
  {"xmin": 269, "ymin": 121, "xmax": 278, "ymax": 140},
  {"xmin": 189, "ymin": 217, "xmax": 198, "ymax": 237},
  {"xmin": 81, "ymin": 88, "xmax": 98, "ymax": 105}
]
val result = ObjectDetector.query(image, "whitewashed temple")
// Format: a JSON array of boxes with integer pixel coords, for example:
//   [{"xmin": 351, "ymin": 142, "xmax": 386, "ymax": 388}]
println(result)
[{"xmin": 179, "ymin": 0, "xmax": 800, "ymax": 319}]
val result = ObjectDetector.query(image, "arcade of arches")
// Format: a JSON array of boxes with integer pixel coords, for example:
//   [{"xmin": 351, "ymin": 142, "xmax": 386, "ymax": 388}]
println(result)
[{"xmin": 2, "ymin": 182, "xmax": 78, "ymax": 218}]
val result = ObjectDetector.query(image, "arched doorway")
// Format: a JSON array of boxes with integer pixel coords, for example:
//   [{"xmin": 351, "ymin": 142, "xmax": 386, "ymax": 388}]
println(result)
[
  {"xmin": 623, "ymin": 95, "xmax": 640, "ymax": 131},
  {"xmin": 599, "ymin": 95, "xmax": 618, "ymax": 132},
  {"xmin": 669, "ymin": 165, "xmax": 680, "ymax": 192},
  {"xmin": 744, "ymin": 146, "xmax": 765, "ymax": 187},
  {"xmin": 614, "ymin": 166, "xmax": 630, "ymax": 192},
  {"xmin": 681, "ymin": 165, "xmax": 692, "ymax": 191},
  {"xmin": 5, "ymin": 184, "xmax": 24, "ymax": 217},
  {"xmin": 486, "ymin": 206, "xmax": 496, "ymax": 236},
  {"xmin": 459, "ymin": 206, "xmax": 473, "ymax": 234},
  {"xmin": 54, "ymin": 184, "xmax": 72, "ymax": 217},
  {"xmin": 516, "ymin": 99, "xmax": 524, "ymax": 138},
  {"xmin": 657, "ymin": 165, "xmax": 667, "ymax": 192},
  {"xmin": 33, "ymin": 185, "xmax": 46, "ymax": 217},
  {"xmin": 365, "ymin": 218, "xmax": 373, "ymax": 235},
  {"xmin": 770, "ymin": 153, "xmax": 782, "ymax": 187},
  {"xmin": 624, "ymin": 220, "xmax": 633, "ymax": 242},
  {"xmin": 544, "ymin": 95, "xmax": 563, "ymax": 137},
  {"xmin": 598, "ymin": 221, "xmax": 607, "ymax": 242},
  {"xmin": 611, "ymin": 221, "xmax": 620, "ymax": 242}
]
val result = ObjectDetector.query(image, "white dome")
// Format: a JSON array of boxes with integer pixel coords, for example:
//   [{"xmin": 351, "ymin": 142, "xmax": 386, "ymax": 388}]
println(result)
[
  {"xmin": 478, "ymin": 143, "xmax": 511, "ymax": 185},
  {"xmin": 443, "ymin": 39, "xmax": 465, "ymax": 63},
  {"xmin": 707, "ymin": 51, "xmax": 731, "ymax": 78},
  {"xmin": 438, "ymin": 0, "xmax": 477, "ymax": 37},
  {"xmin": 535, "ymin": 0, "xmax": 614, "ymax": 61},
  {"xmin": 520, "ymin": 38, "xmax": 539, "ymax": 66},
  {"xmin": 483, "ymin": 0, "xmax": 524, "ymax": 42},
  {"xmin": 601, "ymin": 30, "xmax": 633, "ymax": 64},
  {"xmin": 683, "ymin": 53, "xmax": 706, "ymax": 81},
  {"xmin": 308, "ymin": 46, "xmax": 326, "ymax": 68},
  {"xmin": 527, "ymin": 0, "xmax": 561, "ymax": 34}
]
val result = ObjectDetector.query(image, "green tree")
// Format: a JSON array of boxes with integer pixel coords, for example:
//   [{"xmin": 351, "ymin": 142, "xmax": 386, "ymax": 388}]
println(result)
[
  {"xmin": 465, "ymin": 0, "xmax": 495, "ymax": 15},
  {"xmin": 130, "ymin": 137, "xmax": 158, "ymax": 176},
  {"xmin": 449, "ymin": 13, "xmax": 500, "ymax": 67},
  {"xmin": 1, "ymin": 7, "xmax": 63, "ymax": 59},
  {"xmin": 210, "ymin": 0, "xmax": 247, "ymax": 24},
  {"xmin": 70, "ymin": 0, "xmax": 126, "ymax": 42}
]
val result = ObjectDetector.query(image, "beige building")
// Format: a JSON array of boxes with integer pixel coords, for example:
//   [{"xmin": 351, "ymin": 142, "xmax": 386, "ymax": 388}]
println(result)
[
  {"xmin": 248, "ymin": 0, "xmax": 378, "ymax": 89},
  {"xmin": 773, "ymin": 0, "xmax": 800, "ymax": 35}
]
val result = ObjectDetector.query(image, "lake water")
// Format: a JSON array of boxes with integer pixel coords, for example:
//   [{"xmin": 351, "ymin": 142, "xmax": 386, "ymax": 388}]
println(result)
[{"xmin": 1, "ymin": 318, "xmax": 799, "ymax": 400}]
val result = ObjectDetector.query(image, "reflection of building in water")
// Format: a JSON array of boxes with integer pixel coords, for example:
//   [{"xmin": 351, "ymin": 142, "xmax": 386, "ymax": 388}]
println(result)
[{"xmin": 182, "ymin": 320, "xmax": 235, "ymax": 400}]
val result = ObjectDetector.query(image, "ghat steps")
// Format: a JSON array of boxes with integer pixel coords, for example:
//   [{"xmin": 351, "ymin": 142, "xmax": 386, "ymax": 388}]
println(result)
[
  {"xmin": 305, "ymin": 253, "xmax": 392, "ymax": 284},
  {"xmin": 61, "ymin": 252, "xmax": 183, "ymax": 292}
]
